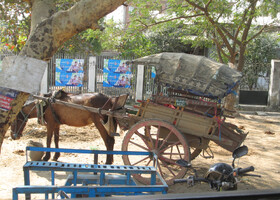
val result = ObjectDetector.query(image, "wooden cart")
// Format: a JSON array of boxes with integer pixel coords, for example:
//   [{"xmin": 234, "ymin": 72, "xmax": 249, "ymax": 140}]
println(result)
[
  {"xmin": 33, "ymin": 88, "xmax": 247, "ymax": 186},
  {"xmin": 112, "ymin": 91, "xmax": 247, "ymax": 185},
  {"xmin": 32, "ymin": 52, "xmax": 246, "ymax": 186}
]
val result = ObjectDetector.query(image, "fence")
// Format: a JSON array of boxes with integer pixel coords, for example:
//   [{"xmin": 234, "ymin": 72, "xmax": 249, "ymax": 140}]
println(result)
[
  {"xmin": 2, "ymin": 51, "xmax": 277, "ymax": 106},
  {"xmin": 47, "ymin": 52, "xmax": 138, "ymax": 103},
  {"xmin": 47, "ymin": 52, "xmax": 167, "ymax": 103}
]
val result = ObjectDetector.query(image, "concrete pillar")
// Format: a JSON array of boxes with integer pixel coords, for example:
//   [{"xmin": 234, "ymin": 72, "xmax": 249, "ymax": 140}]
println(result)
[
  {"xmin": 136, "ymin": 64, "xmax": 144, "ymax": 102},
  {"xmin": 268, "ymin": 60, "xmax": 280, "ymax": 109},
  {"xmin": 40, "ymin": 67, "xmax": 48, "ymax": 94},
  {"xmin": 88, "ymin": 56, "xmax": 96, "ymax": 92}
]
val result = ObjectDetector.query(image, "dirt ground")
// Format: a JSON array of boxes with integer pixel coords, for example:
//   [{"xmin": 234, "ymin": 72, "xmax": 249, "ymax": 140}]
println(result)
[{"xmin": 0, "ymin": 111, "xmax": 280, "ymax": 199}]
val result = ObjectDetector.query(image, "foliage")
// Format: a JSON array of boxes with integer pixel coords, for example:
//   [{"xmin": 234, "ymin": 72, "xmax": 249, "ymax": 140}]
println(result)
[
  {"xmin": 242, "ymin": 32, "xmax": 280, "ymax": 90},
  {"xmin": 118, "ymin": 23, "xmax": 212, "ymax": 57},
  {"xmin": 120, "ymin": 0, "xmax": 279, "ymax": 72},
  {"xmin": 0, "ymin": 0, "xmax": 30, "ymax": 52},
  {"xmin": 0, "ymin": 0, "xmax": 81, "ymax": 53}
]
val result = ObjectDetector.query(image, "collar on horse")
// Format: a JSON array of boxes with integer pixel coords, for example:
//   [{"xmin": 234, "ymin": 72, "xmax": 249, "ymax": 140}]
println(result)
[
  {"xmin": 35, "ymin": 92, "xmax": 62, "ymax": 125},
  {"xmin": 36, "ymin": 100, "xmax": 47, "ymax": 125},
  {"xmin": 38, "ymin": 97, "xmax": 61, "ymax": 125},
  {"xmin": 47, "ymin": 97, "xmax": 62, "ymax": 125}
]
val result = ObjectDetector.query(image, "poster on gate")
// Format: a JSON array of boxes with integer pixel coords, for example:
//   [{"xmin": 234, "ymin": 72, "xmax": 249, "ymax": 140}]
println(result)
[
  {"xmin": 0, "ymin": 87, "xmax": 19, "ymax": 111},
  {"xmin": 103, "ymin": 59, "xmax": 132, "ymax": 88},
  {"xmin": 55, "ymin": 59, "xmax": 84, "ymax": 87}
]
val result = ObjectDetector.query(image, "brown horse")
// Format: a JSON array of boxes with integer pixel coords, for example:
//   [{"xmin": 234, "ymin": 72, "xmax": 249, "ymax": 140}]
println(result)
[{"xmin": 10, "ymin": 90, "xmax": 117, "ymax": 164}]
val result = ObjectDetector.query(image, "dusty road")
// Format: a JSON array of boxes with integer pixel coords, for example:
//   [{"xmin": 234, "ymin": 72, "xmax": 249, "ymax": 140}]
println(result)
[{"xmin": 0, "ymin": 112, "xmax": 280, "ymax": 199}]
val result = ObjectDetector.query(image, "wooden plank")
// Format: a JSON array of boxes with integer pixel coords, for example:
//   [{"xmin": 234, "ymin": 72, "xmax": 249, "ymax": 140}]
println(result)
[{"xmin": 140, "ymin": 101, "xmax": 217, "ymax": 137}]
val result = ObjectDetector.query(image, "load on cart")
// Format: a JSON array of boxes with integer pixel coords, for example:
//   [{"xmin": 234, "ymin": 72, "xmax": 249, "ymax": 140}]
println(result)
[{"xmin": 118, "ymin": 52, "xmax": 246, "ymax": 185}]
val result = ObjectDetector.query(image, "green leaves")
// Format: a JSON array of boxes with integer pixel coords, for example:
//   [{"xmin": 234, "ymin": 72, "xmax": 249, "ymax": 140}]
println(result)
[
  {"xmin": 0, "ymin": 1, "xmax": 30, "ymax": 52},
  {"xmin": 242, "ymin": 32, "xmax": 279, "ymax": 90}
]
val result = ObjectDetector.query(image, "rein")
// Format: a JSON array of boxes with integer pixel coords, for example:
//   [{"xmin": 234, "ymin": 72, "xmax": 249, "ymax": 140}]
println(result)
[
  {"xmin": 12, "ymin": 103, "xmax": 36, "ymax": 139},
  {"xmin": 36, "ymin": 100, "xmax": 47, "ymax": 125}
]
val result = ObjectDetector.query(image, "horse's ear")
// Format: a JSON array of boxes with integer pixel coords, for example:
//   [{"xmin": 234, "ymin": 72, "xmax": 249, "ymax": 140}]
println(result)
[
  {"xmin": 53, "ymin": 90, "xmax": 62, "ymax": 99},
  {"xmin": 110, "ymin": 97, "xmax": 116, "ymax": 104}
]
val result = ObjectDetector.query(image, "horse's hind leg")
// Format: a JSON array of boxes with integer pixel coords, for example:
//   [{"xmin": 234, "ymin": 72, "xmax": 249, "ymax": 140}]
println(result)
[
  {"xmin": 53, "ymin": 127, "xmax": 60, "ymax": 161},
  {"xmin": 93, "ymin": 115, "xmax": 115, "ymax": 164}
]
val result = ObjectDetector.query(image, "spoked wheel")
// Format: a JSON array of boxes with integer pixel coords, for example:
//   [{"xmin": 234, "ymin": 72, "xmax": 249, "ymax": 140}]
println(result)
[{"xmin": 122, "ymin": 119, "xmax": 190, "ymax": 185}]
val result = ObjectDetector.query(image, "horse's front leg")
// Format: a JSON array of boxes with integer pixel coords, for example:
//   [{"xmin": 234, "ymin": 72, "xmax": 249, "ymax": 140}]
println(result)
[
  {"xmin": 93, "ymin": 115, "xmax": 115, "ymax": 164},
  {"xmin": 43, "ymin": 126, "xmax": 53, "ymax": 161},
  {"xmin": 105, "ymin": 136, "xmax": 115, "ymax": 164},
  {"xmin": 53, "ymin": 126, "xmax": 60, "ymax": 161}
]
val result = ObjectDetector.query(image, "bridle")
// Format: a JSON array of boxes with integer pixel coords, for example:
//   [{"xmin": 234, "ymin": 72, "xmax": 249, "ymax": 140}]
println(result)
[{"xmin": 11, "ymin": 103, "xmax": 37, "ymax": 139}]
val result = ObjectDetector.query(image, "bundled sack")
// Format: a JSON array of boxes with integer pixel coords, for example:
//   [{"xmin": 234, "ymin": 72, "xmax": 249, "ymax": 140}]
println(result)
[
  {"xmin": 132, "ymin": 53, "xmax": 242, "ymax": 99},
  {"xmin": 27, "ymin": 140, "xmax": 44, "ymax": 161}
]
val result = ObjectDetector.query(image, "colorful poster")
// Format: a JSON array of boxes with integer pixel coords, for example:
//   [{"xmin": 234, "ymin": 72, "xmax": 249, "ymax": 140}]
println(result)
[
  {"xmin": 0, "ymin": 87, "xmax": 19, "ymax": 111},
  {"xmin": 103, "ymin": 59, "xmax": 132, "ymax": 88},
  {"xmin": 55, "ymin": 59, "xmax": 84, "ymax": 87},
  {"xmin": 151, "ymin": 66, "xmax": 156, "ymax": 78}
]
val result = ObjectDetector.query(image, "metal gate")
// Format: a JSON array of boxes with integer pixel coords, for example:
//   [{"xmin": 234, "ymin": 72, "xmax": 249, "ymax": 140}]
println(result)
[
  {"xmin": 94, "ymin": 52, "xmax": 136, "ymax": 102},
  {"xmin": 47, "ymin": 52, "xmax": 137, "ymax": 102},
  {"xmin": 239, "ymin": 62, "xmax": 270, "ymax": 105},
  {"xmin": 48, "ymin": 52, "xmax": 90, "ymax": 94}
]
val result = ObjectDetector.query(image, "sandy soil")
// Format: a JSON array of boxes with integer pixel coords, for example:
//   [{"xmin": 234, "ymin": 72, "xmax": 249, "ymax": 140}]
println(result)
[{"xmin": 0, "ymin": 112, "xmax": 280, "ymax": 199}]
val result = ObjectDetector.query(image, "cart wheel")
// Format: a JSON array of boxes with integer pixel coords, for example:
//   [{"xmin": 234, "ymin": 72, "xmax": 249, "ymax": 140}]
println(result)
[{"xmin": 122, "ymin": 119, "xmax": 190, "ymax": 185}]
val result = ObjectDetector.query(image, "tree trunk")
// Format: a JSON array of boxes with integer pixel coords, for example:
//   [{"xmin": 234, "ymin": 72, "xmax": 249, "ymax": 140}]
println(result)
[
  {"xmin": 0, "ymin": 0, "xmax": 126, "ymax": 152},
  {"xmin": 224, "ymin": 62, "xmax": 239, "ymax": 114}
]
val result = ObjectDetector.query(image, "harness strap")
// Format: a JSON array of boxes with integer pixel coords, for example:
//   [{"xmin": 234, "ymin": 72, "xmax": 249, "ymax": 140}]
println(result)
[
  {"xmin": 20, "ymin": 110, "xmax": 28, "ymax": 120},
  {"xmin": 36, "ymin": 100, "xmax": 47, "ymax": 125},
  {"xmin": 47, "ymin": 98, "xmax": 62, "ymax": 125},
  {"xmin": 213, "ymin": 107, "xmax": 224, "ymax": 141},
  {"xmin": 13, "ymin": 103, "xmax": 36, "ymax": 138}
]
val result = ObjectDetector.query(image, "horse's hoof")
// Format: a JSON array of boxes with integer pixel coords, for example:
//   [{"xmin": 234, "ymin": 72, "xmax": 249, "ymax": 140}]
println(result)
[
  {"xmin": 43, "ymin": 156, "xmax": 50, "ymax": 161},
  {"xmin": 105, "ymin": 160, "xmax": 113, "ymax": 165},
  {"xmin": 52, "ymin": 157, "xmax": 58, "ymax": 161}
]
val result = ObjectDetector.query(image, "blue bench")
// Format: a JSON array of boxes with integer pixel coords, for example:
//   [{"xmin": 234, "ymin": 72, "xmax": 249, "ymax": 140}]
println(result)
[{"xmin": 13, "ymin": 147, "xmax": 167, "ymax": 200}]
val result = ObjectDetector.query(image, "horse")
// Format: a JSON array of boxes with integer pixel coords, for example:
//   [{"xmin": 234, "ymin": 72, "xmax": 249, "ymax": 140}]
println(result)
[{"xmin": 10, "ymin": 90, "xmax": 117, "ymax": 164}]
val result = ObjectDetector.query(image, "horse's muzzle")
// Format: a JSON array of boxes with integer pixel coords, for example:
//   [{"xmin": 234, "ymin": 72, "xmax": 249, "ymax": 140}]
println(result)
[{"xmin": 11, "ymin": 133, "xmax": 21, "ymax": 140}]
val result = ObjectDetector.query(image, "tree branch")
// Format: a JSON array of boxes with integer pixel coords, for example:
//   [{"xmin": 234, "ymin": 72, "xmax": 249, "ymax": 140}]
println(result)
[
  {"xmin": 245, "ymin": 25, "xmax": 267, "ymax": 44},
  {"xmin": 241, "ymin": 0, "xmax": 257, "ymax": 42},
  {"xmin": 234, "ymin": 4, "xmax": 249, "ymax": 41},
  {"xmin": 184, "ymin": 0, "xmax": 205, "ymax": 12},
  {"xmin": 185, "ymin": 0, "xmax": 234, "ymax": 56},
  {"xmin": 136, "ymin": 14, "xmax": 204, "ymax": 31},
  {"xmin": 20, "ymin": 0, "xmax": 126, "ymax": 60},
  {"xmin": 205, "ymin": 0, "xmax": 213, "ymax": 11},
  {"xmin": 219, "ymin": 25, "xmax": 241, "ymax": 46},
  {"xmin": 211, "ymin": 36, "xmax": 230, "ymax": 60}
]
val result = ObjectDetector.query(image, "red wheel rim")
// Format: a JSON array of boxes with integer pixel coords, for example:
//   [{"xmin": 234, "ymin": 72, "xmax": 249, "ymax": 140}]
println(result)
[{"xmin": 122, "ymin": 119, "xmax": 190, "ymax": 185}]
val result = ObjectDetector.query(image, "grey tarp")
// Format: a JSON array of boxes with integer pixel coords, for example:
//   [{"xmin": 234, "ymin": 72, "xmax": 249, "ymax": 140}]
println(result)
[{"xmin": 132, "ymin": 52, "xmax": 242, "ymax": 99}]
